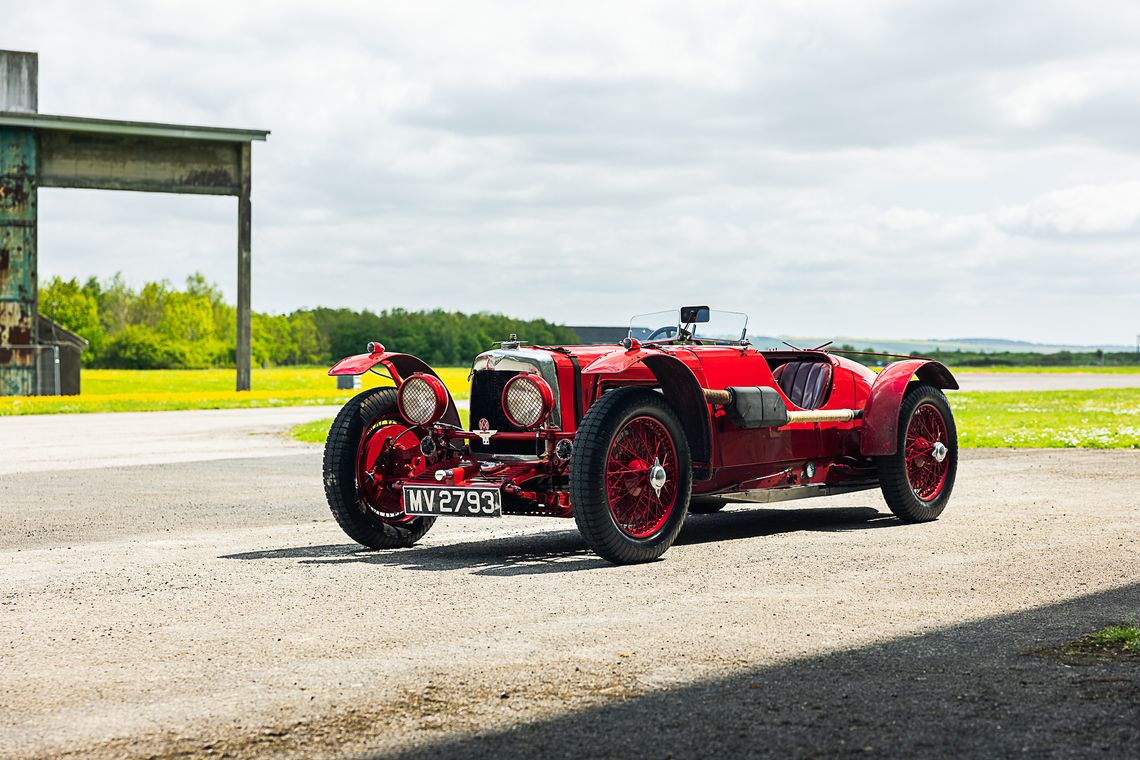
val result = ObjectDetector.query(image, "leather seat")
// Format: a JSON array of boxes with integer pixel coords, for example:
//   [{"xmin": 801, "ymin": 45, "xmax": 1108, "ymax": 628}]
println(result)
[{"xmin": 772, "ymin": 361, "xmax": 832, "ymax": 410}]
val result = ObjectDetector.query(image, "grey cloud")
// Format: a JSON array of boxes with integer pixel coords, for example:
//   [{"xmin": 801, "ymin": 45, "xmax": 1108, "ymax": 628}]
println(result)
[{"xmin": 9, "ymin": 0, "xmax": 1140, "ymax": 344}]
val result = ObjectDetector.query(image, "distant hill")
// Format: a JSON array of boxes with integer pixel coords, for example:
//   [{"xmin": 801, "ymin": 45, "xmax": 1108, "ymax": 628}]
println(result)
[
  {"xmin": 751, "ymin": 335, "xmax": 1135, "ymax": 355},
  {"xmin": 567, "ymin": 326, "xmax": 1133, "ymax": 354}
]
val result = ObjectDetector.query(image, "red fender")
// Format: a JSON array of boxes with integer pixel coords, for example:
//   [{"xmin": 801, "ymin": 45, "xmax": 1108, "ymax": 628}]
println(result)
[
  {"xmin": 328, "ymin": 347, "xmax": 462, "ymax": 428},
  {"xmin": 580, "ymin": 344, "xmax": 662, "ymax": 374},
  {"xmin": 582, "ymin": 346, "xmax": 714, "ymax": 479},
  {"xmin": 860, "ymin": 359, "xmax": 958, "ymax": 456}
]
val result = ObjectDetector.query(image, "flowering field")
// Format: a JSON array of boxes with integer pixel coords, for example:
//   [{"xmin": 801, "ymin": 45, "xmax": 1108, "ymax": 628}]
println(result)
[{"xmin": 0, "ymin": 367, "xmax": 471, "ymax": 416}]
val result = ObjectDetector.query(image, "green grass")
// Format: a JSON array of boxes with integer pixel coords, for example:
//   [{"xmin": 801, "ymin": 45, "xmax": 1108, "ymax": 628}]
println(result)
[
  {"xmin": 949, "ymin": 366, "xmax": 1140, "ymax": 374},
  {"xmin": 1090, "ymin": 625, "xmax": 1140, "ymax": 651},
  {"xmin": 292, "ymin": 408, "xmax": 471, "ymax": 444},
  {"xmin": 1024, "ymin": 623, "xmax": 1140, "ymax": 664},
  {"xmin": 0, "ymin": 367, "xmax": 470, "ymax": 416},
  {"xmin": 951, "ymin": 389, "xmax": 1140, "ymax": 448},
  {"xmin": 289, "ymin": 388, "xmax": 1140, "ymax": 449}
]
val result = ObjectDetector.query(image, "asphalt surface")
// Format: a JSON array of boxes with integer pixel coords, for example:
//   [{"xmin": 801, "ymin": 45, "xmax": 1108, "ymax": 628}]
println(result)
[{"xmin": 1, "ymin": 399, "xmax": 1139, "ymax": 759}]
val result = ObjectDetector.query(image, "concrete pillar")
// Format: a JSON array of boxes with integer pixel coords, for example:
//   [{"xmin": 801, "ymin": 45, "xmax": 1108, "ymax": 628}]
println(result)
[{"xmin": 236, "ymin": 142, "xmax": 252, "ymax": 391}]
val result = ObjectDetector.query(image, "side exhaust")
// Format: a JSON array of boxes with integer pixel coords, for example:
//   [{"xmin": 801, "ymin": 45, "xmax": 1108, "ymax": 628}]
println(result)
[{"xmin": 703, "ymin": 387, "xmax": 862, "ymax": 428}]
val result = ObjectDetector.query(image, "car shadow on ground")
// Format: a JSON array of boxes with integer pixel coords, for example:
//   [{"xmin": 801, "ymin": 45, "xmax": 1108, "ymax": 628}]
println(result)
[
  {"xmin": 220, "ymin": 504, "xmax": 896, "ymax": 576},
  {"xmin": 355, "ymin": 581, "xmax": 1140, "ymax": 760}
]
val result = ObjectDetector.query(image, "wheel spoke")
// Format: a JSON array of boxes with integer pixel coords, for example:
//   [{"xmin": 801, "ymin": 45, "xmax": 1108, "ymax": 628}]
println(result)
[
  {"xmin": 605, "ymin": 416, "xmax": 678, "ymax": 538},
  {"xmin": 903, "ymin": 402, "xmax": 950, "ymax": 502}
]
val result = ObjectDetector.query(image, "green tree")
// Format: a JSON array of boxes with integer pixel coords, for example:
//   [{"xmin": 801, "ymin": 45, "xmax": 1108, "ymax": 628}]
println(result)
[{"xmin": 39, "ymin": 276, "xmax": 104, "ymax": 360}]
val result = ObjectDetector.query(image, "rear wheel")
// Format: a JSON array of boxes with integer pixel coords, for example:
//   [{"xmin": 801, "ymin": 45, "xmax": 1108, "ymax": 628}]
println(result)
[
  {"xmin": 323, "ymin": 387, "xmax": 436, "ymax": 548},
  {"xmin": 876, "ymin": 383, "xmax": 957, "ymax": 523},
  {"xmin": 570, "ymin": 387, "xmax": 692, "ymax": 564}
]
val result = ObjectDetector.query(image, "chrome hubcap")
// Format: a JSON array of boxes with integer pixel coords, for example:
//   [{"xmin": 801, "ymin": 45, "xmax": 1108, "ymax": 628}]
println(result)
[
  {"xmin": 649, "ymin": 458, "xmax": 667, "ymax": 498},
  {"xmin": 931, "ymin": 441, "xmax": 948, "ymax": 463}
]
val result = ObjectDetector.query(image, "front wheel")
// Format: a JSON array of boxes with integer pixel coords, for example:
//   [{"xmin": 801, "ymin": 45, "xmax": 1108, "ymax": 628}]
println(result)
[
  {"xmin": 570, "ymin": 387, "xmax": 692, "ymax": 564},
  {"xmin": 323, "ymin": 387, "xmax": 436, "ymax": 549},
  {"xmin": 875, "ymin": 383, "xmax": 958, "ymax": 523}
]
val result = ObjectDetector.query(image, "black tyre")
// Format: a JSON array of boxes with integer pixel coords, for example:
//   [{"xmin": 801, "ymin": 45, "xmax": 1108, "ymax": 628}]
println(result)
[
  {"xmin": 570, "ymin": 387, "xmax": 692, "ymax": 564},
  {"xmin": 323, "ymin": 387, "xmax": 435, "ymax": 549},
  {"xmin": 875, "ymin": 383, "xmax": 958, "ymax": 523},
  {"xmin": 688, "ymin": 496, "xmax": 728, "ymax": 514}
]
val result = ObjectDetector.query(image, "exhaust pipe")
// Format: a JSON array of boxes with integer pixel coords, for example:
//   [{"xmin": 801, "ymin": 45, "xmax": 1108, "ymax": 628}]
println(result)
[{"xmin": 703, "ymin": 387, "xmax": 862, "ymax": 427}]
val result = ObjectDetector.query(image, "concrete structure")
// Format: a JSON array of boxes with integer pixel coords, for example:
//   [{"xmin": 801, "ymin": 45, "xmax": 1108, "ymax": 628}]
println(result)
[{"xmin": 0, "ymin": 50, "xmax": 268, "ymax": 395}]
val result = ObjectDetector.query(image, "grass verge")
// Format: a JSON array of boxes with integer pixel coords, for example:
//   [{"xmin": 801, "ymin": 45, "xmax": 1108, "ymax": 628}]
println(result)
[
  {"xmin": 292, "ymin": 408, "xmax": 472, "ymax": 444},
  {"xmin": 0, "ymin": 367, "xmax": 470, "ymax": 416},
  {"xmin": 290, "ymin": 389, "xmax": 1140, "ymax": 449},
  {"xmin": 953, "ymin": 389, "xmax": 1140, "ymax": 448}
]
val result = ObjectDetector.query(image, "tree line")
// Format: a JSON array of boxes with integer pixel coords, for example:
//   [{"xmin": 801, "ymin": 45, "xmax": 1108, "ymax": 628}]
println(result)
[{"xmin": 40, "ymin": 274, "xmax": 579, "ymax": 369}]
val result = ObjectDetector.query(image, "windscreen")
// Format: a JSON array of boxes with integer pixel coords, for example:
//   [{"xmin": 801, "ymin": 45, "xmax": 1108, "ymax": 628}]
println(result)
[{"xmin": 628, "ymin": 309, "xmax": 748, "ymax": 344}]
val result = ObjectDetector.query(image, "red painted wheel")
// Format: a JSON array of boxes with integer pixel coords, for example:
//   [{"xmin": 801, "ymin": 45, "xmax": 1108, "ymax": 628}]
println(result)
[
  {"xmin": 876, "ymin": 383, "xmax": 957, "ymax": 523},
  {"xmin": 357, "ymin": 417, "xmax": 425, "ymax": 522},
  {"xmin": 324, "ymin": 388, "xmax": 437, "ymax": 549},
  {"xmin": 903, "ymin": 403, "xmax": 950, "ymax": 502},
  {"xmin": 605, "ymin": 416, "xmax": 680, "ymax": 538},
  {"xmin": 571, "ymin": 387, "xmax": 692, "ymax": 564}
]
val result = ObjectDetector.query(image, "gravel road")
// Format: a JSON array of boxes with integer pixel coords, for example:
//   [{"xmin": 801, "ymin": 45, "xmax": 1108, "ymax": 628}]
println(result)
[{"xmin": 1, "ymin": 401, "xmax": 1138, "ymax": 759}]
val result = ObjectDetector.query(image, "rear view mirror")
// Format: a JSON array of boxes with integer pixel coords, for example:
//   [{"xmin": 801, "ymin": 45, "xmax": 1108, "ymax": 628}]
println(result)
[{"xmin": 680, "ymin": 306, "xmax": 710, "ymax": 324}]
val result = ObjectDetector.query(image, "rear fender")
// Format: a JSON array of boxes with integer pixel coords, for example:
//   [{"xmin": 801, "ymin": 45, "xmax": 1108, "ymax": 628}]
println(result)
[
  {"xmin": 860, "ymin": 359, "xmax": 958, "ymax": 456},
  {"xmin": 328, "ymin": 349, "xmax": 462, "ymax": 428},
  {"xmin": 583, "ymin": 348, "xmax": 714, "ymax": 480}
]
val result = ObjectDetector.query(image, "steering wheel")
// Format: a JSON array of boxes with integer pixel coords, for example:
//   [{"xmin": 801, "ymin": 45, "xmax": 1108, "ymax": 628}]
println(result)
[{"xmin": 647, "ymin": 326, "xmax": 677, "ymax": 341}]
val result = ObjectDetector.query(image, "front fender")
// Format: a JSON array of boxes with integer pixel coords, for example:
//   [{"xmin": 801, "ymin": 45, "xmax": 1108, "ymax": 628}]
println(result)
[
  {"xmin": 581, "ymin": 346, "xmax": 662, "ymax": 374},
  {"xmin": 328, "ymin": 350, "xmax": 462, "ymax": 428},
  {"xmin": 860, "ymin": 359, "xmax": 958, "ymax": 456},
  {"xmin": 583, "ymin": 348, "xmax": 714, "ymax": 480}
]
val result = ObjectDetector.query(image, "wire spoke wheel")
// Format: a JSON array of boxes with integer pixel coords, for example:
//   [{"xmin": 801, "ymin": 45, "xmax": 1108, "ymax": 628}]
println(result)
[
  {"xmin": 356, "ymin": 415, "xmax": 426, "ymax": 522},
  {"xmin": 570, "ymin": 387, "xmax": 692, "ymax": 564},
  {"xmin": 605, "ymin": 417, "xmax": 678, "ymax": 538},
  {"xmin": 904, "ymin": 403, "xmax": 950, "ymax": 501},
  {"xmin": 324, "ymin": 387, "xmax": 436, "ymax": 549},
  {"xmin": 876, "ymin": 383, "xmax": 957, "ymax": 523}
]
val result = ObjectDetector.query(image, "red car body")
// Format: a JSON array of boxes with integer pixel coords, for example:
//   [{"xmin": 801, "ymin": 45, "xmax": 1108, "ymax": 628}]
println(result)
[{"xmin": 324, "ymin": 310, "xmax": 959, "ymax": 564}]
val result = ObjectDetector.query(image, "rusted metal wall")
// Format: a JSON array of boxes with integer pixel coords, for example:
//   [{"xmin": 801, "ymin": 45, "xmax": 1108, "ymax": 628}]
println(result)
[{"xmin": 0, "ymin": 126, "xmax": 37, "ymax": 396}]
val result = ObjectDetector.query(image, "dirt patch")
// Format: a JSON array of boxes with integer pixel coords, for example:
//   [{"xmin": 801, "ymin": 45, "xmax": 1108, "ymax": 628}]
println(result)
[{"xmin": 43, "ymin": 663, "xmax": 643, "ymax": 760}]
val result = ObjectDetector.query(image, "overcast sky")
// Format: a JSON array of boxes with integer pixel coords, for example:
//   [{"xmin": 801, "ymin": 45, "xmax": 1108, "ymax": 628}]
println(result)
[{"xmin": 5, "ymin": 0, "xmax": 1140, "ymax": 344}]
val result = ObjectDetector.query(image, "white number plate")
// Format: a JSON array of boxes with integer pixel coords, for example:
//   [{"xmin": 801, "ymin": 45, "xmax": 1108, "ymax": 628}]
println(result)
[{"xmin": 403, "ymin": 486, "xmax": 502, "ymax": 518}]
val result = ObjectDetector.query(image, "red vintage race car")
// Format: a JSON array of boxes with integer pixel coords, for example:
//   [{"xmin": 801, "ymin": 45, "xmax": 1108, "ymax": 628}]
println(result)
[{"xmin": 324, "ymin": 307, "xmax": 958, "ymax": 564}]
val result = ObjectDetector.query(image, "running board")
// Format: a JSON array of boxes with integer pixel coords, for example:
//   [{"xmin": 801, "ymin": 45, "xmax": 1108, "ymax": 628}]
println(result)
[{"xmin": 711, "ymin": 481, "xmax": 879, "ymax": 505}]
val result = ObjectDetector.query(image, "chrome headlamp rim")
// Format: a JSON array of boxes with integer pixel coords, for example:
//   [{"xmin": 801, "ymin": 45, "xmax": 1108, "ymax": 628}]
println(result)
[
  {"xmin": 397, "ymin": 373, "xmax": 448, "ymax": 426},
  {"xmin": 501, "ymin": 373, "xmax": 554, "ymax": 429}
]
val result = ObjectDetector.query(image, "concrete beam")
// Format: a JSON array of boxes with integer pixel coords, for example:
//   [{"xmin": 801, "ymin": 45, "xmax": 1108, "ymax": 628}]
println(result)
[{"xmin": 39, "ymin": 131, "xmax": 243, "ymax": 196}]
